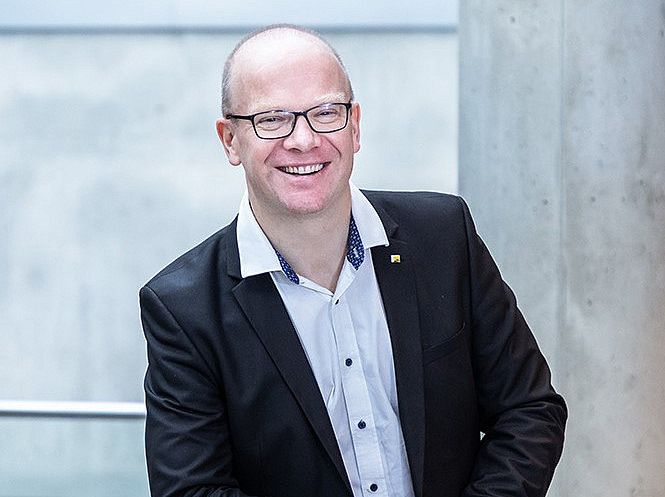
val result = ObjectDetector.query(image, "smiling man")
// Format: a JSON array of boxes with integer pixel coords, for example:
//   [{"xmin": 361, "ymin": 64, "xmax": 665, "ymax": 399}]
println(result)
[
  {"xmin": 140, "ymin": 25, "xmax": 566, "ymax": 497},
  {"xmin": 217, "ymin": 29, "xmax": 360, "ymax": 292}
]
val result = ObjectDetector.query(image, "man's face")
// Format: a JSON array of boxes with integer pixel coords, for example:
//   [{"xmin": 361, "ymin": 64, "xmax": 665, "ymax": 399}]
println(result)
[{"xmin": 217, "ymin": 35, "xmax": 361, "ymax": 221}]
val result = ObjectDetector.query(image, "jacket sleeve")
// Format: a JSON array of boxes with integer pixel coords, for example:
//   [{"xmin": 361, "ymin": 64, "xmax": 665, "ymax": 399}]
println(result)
[
  {"xmin": 140, "ymin": 284, "xmax": 260, "ymax": 497},
  {"xmin": 458, "ymin": 198, "xmax": 567, "ymax": 497}
]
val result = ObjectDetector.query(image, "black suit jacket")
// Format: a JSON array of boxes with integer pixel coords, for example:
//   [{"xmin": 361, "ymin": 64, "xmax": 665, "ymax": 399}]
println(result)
[{"xmin": 140, "ymin": 191, "xmax": 566, "ymax": 497}]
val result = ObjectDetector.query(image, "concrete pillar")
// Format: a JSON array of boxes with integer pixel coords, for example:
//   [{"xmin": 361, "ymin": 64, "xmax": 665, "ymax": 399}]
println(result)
[{"xmin": 459, "ymin": 2, "xmax": 665, "ymax": 496}]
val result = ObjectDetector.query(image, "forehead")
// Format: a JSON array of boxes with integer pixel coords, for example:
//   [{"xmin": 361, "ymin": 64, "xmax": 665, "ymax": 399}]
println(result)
[{"xmin": 230, "ymin": 31, "xmax": 348, "ymax": 112}]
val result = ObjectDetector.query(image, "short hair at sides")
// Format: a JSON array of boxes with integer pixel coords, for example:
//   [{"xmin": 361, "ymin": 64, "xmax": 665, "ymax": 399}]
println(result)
[{"xmin": 220, "ymin": 24, "xmax": 354, "ymax": 116}]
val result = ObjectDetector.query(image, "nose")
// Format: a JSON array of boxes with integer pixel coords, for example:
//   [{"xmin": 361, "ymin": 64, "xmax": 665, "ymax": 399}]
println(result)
[{"xmin": 282, "ymin": 114, "xmax": 320, "ymax": 151}]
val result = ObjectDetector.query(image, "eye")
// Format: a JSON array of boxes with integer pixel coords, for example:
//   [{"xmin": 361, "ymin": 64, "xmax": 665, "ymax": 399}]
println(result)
[
  {"xmin": 255, "ymin": 112, "xmax": 290, "ymax": 130},
  {"xmin": 310, "ymin": 106, "xmax": 341, "ymax": 122}
]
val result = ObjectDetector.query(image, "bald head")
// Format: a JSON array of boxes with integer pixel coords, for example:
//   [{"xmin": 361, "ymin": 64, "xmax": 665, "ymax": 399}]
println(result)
[{"xmin": 221, "ymin": 25, "xmax": 354, "ymax": 116}]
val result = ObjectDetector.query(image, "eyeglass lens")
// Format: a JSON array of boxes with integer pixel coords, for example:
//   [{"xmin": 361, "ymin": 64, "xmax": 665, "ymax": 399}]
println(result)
[{"xmin": 253, "ymin": 103, "xmax": 349, "ymax": 139}]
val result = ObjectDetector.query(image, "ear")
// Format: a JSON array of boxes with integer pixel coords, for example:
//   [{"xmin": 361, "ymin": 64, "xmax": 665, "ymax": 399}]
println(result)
[
  {"xmin": 216, "ymin": 118, "xmax": 242, "ymax": 166},
  {"xmin": 350, "ymin": 103, "xmax": 361, "ymax": 153}
]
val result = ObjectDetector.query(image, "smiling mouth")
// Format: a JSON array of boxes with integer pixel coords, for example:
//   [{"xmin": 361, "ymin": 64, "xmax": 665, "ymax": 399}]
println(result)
[{"xmin": 280, "ymin": 163, "xmax": 326, "ymax": 175}]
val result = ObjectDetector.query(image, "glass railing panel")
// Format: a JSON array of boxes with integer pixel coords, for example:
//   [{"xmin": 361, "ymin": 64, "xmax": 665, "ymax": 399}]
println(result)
[{"xmin": 0, "ymin": 402, "xmax": 148, "ymax": 497}]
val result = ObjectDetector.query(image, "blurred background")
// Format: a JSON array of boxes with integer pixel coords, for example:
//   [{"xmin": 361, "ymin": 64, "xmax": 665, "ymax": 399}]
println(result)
[
  {"xmin": 1, "ymin": 1, "xmax": 664, "ymax": 496},
  {"xmin": 0, "ymin": 2, "xmax": 458, "ymax": 495}
]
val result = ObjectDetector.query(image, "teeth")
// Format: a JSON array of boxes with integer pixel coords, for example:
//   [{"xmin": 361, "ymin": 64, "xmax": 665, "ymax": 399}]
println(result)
[{"xmin": 283, "ymin": 164, "xmax": 325, "ymax": 175}]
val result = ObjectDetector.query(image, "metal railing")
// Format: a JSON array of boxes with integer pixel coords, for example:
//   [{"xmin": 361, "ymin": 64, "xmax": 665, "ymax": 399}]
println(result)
[{"xmin": 0, "ymin": 400, "xmax": 146, "ymax": 419}]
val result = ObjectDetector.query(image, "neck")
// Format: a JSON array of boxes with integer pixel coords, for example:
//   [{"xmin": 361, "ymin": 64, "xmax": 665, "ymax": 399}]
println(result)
[{"xmin": 251, "ymin": 195, "xmax": 351, "ymax": 292}]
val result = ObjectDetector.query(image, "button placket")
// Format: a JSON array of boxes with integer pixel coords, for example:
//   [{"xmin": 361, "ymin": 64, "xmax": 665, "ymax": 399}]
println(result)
[{"xmin": 331, "ymin": 295, "xmax": 388, "ymax": 497}]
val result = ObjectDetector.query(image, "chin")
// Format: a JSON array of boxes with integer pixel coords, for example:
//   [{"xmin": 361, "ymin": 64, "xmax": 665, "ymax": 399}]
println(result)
[
  {"xmin": 282, "ymin": 196, "xmax": 331, "ymax": 216},
  {"xmin": 284, "ymin": 203, "xmax": 327, "ymax": 216}
]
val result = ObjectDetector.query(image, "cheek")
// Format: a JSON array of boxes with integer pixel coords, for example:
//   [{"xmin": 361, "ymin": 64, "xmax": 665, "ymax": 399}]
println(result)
[
  {"xmin": 240, "ymin": 139, "xmax": 274, "ymax": 166},
  {"xmin": 339, "ymin": 122, "xmax": 360, "ymax": 156},
  {"xmin": 342, "ymin": 132, "xmax": 360, "ymax": 158}
]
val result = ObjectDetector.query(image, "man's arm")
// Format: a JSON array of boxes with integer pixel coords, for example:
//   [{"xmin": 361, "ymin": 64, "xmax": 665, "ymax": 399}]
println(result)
[
  {"xmin": 459, "ymin": 198, "xmax": 567, "ymax": 497},
  {"xmin": 140, "ymin": 285, "xmax": 258, "ymax": 497}
]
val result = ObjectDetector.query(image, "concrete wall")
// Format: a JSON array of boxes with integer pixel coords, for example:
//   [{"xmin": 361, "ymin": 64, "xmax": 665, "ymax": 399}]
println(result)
[
  {"xmin": 0, "ymin": 30, "xmax": 457, "ymax": 495},
  {"xmin": 459, "ymin": 2, "xmax": 665, "ymax": 496}
]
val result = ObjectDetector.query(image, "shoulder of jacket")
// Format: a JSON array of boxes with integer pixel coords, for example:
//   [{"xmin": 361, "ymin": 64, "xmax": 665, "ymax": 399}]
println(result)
[{"xmin": 361, "ymin": 189, "xmax": 466, "ymax": 215}]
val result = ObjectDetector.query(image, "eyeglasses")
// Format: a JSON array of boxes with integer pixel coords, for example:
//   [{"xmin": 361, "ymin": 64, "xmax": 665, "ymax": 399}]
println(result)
[{"xmin": 226, "ymin": 102, "xmax": 353, "ymax": 140}]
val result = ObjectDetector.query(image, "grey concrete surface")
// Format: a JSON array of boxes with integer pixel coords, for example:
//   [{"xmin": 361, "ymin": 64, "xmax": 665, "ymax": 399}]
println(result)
[
  {"xmin": 460, "ymin": 2, "xmax": 665, "ymax": 496},
  {"xmin": 0, "ymin": 30, "xmax": 457, "ymax": 495}
]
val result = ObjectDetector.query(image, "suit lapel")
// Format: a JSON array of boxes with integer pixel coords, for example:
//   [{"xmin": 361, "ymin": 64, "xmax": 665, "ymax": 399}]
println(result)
[
  {"xmin": 370, "ymin": 203, "xmax": 426, "ymax": 497},
  {"xmin": 226, "ymin": 228, "xmax": 351, "ymax": 493}
]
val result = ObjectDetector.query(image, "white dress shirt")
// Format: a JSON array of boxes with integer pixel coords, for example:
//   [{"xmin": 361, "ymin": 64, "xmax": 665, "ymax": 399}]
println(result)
[{"xmin": 236, "ymin": 183, "xmax": 415, "ymax": 497}]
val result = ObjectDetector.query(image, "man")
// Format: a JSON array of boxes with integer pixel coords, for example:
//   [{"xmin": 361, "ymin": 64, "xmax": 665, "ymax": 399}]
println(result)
[{"xmin": 140, "ymin": 25, "xmax": 566, "ymax": 497}]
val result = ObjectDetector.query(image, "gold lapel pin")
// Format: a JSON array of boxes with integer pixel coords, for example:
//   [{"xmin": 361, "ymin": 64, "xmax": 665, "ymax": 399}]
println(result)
[{"xmin": 390, "ymin": 254, "xmax": 401, "ymax": 264}]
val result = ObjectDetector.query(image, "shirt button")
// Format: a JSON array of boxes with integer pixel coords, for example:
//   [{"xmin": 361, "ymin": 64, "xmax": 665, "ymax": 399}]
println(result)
[
  {"xmin": 334, "ymin": 299, "xmax": 340, "ymax": 305},
  {"xmin": 369, "ymin": 483, "xmax": 378, "ymax": 492},
  {"xmin": 345, "ymin": 358, "xmax": 353, "ymax": 367},
  {"xmin": 357, "ymin": 420, "xmax": 366, "ymax": 429}
]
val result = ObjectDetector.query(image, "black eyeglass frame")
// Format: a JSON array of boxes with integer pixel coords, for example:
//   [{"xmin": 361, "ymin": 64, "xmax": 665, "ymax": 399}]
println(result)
[{"xmin": 225, "ymin": 102, "xmax": 353, "ymax": 140}]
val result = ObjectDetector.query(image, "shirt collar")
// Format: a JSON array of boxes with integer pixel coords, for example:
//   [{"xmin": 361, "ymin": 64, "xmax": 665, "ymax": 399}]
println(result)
[
  {"xmin": 236, "ymin": 191, "xmax": 282, "ymax": 278},
  {"xmin": 349, "ymin": 182, "xmax": 389, "ymax": 249},
  {"xmin": 236, "ymin": 182, "xmax": 389, "ymax": 281}
]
